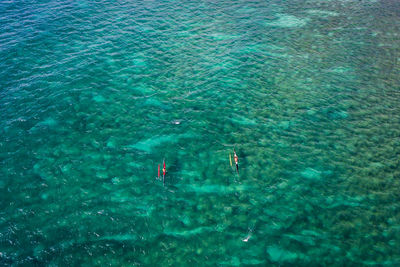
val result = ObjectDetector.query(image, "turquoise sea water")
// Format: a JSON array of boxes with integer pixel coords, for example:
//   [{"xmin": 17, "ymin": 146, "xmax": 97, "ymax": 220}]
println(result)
[{"xmin": 1, "ymin": 0, "xmax": 400, "ymax": 265}]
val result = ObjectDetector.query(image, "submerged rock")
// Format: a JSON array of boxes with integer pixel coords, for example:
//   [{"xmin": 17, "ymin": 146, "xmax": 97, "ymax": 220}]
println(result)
[
  {"xmin": 301, "ymin": 168, "xmax": 322, "ymax": 180},
  {"xmin": 127, "ymin": 133, "xmax": 195, "ymax": 152},
  {"xmin": 306, "ymin": 10, "xmax": 339, "ymax": 17},
  {"xmin": 267, "ymin": 245, "xmax": 299, "ymax": 262},
  {"xmin": 92, "ymin": 95, "xmax": 106, "ymax": 103},
  {"xmin": 164, "ymin": 226, "xmax": 213, "ymax": 237},
  {"xmin": 266, "ymin": 14, "xmax": 309, "ymax": 28},
  {"xmin": 184, "ymin": 184, "xmax": 251, "ymax": 194},
  {"xmin": 328, "ymin": 110, "xmax": 348, "ymax": 120},
  {"xmin": 230, "ymin": 115, "xmax": 257, "ymax": 126}
]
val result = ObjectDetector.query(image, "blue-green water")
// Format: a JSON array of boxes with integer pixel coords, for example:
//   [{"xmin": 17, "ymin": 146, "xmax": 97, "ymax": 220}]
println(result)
[{"xmin": 1, "ymin": 0, "xmax": 400, "ymax": 265}]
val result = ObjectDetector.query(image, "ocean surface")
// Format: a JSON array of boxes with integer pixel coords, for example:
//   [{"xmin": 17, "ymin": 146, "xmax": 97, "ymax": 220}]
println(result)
[{"xmin": 1, "ymin": 0, "xmax": 400, "ymax": 265}]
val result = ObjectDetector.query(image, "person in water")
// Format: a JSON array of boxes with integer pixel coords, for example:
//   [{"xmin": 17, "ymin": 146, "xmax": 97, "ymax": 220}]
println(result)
[
  {"xmin": 162, "ymin": 161, "xmax": 166, "ymax": 186},
  {"xmin": 233, "ymin": 149, "xmax": 239, "ymax": 172}
]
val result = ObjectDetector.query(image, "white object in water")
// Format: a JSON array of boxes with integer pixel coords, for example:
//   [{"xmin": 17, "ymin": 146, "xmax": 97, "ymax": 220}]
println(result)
[{"xmin": 242, "ymin": 234, "xmax": 251, "ymax": 242}]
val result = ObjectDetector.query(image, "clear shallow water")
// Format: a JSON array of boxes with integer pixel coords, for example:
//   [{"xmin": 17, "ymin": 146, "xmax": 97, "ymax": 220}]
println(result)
[{"xmin": 1, "ymin": 0, "xmax": 400, "ymax": 265}]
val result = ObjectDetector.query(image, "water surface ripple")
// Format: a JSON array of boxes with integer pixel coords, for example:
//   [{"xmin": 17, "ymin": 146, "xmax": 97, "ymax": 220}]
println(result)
[{"xmin": 1, "ymin": 0, "xmax": 400, "ymax": 265}]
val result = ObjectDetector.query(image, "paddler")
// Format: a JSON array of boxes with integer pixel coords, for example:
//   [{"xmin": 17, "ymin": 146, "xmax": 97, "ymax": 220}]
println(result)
[
  {"xmin": 162, "ymin": 160, "xmax": 166, "ymax": 186},
  {"xmin": 233, "ymin": 149, "xmax": 239, "ymax": 173}
]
